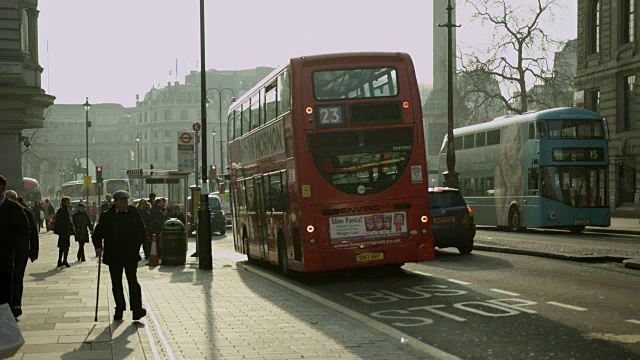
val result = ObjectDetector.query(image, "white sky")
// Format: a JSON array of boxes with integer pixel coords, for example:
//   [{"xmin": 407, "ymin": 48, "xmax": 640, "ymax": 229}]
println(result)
[{"xmin": 38, "ymin": 0, "xmax": 577, "ymax": 107}]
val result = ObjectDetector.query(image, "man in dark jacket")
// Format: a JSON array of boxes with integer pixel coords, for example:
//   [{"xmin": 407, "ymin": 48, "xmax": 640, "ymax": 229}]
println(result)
[
  {"xmin": 92, "ymin": 190, "xmax": 147, "ymax": 321},
  {"xmin": 72, "ymin": 203, "xmax": 93, "ymax": 262},
  {"xmin": 55, "ymin": 197, "xmax": 74, "ymax": 267},
  {"xmin": 0, "ymin": 176, "xmax": 30, "ymax": 307},
  {"xmin": 6, "ymin": 191, "xmax": 39, "ymax": 318}
]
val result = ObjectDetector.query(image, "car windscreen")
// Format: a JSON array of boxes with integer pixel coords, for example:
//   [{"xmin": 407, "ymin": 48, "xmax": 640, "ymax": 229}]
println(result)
[
  {"xmin": 429, "ymin": 192, "xmax": 466, "ymax": 209},
  {"xmin": 208, "ymin": 197, "xmax": 221, "ymax": 209}
]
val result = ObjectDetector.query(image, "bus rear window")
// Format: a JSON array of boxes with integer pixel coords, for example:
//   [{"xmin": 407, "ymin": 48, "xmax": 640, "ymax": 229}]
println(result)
[
  {"xmin": 313, "ymin": 68, "xmax": 398, "ymax": 100},
  {"xmin": 547, "ymin": 119, "xmax": 604, "ymax": 139}
]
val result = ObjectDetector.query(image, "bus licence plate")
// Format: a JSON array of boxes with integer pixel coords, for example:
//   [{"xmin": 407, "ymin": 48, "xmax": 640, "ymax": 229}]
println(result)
[
  {"xmin": 574, "ymin": 219, "xmax": 591, "ymax": 225},
  {"xmin": 433, "ymin": 216, "xmax": 456, "ymax": 224},
  {"xmin": 356, "ymin": 252, "xmax": 384, "ymax": 262}
]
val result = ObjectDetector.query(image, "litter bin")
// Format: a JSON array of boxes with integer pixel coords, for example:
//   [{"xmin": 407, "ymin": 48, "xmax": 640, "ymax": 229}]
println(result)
[{"xmin": 160, "ymin": 218, "xmax": 187, "ymax": 265}]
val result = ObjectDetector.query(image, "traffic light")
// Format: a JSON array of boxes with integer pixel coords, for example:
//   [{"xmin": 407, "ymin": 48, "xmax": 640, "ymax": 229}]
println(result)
[
  {"xmin": 210, "ymin": 165, "xmax": 217, "ymax": 182},
  {"xmin": 96, "ymin": 166, "xmax": 103, "ymax": 184}
]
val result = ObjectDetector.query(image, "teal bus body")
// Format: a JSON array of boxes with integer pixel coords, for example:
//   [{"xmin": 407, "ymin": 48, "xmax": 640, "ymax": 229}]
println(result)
[{"xmin": 438, "ymin": 107, "xmax": 610, "ymax": 232}]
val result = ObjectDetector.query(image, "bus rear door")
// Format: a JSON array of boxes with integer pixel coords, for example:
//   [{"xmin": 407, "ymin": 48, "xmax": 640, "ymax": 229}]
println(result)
[{"xmin": 253, "ymin": 175, "xmax": 269, "ymax": 260}]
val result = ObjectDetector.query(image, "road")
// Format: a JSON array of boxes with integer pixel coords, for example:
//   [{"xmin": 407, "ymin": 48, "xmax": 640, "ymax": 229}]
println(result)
[{"xmin": 231, "ymin": 228, "xmax": 640, "ymax": 360}]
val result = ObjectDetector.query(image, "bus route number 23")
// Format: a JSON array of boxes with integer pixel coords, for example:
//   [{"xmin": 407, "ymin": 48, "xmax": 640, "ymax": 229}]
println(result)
[{"xmin": 319, "ymin": 106, "xmax": 342, "ymax": 125}]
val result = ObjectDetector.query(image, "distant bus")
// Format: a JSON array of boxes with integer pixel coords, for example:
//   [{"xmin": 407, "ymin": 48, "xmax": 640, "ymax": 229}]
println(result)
[
  {"xmin": 61, "ymin": 179, "xmax": 130, "ymax": 206},
  {"xmin": 22, "ymin": 177, "xmax": 42, "ymax": 204},
  {"xmin": 438, "ymin": 107, "xmax": 610, "ymax": 233},
  {"xmin": 227, "ymin": 52, "xmax": 434, "ymax": 273}
]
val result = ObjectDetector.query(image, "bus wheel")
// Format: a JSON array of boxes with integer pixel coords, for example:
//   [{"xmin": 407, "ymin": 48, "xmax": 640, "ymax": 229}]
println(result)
[
  {"xmin": 277, "ymin": 233, "xmax": 289, "ymax": 276},
  {"xmin": 244, "ymin": 227, "xmax": 256, "ymax": 264},
  {"xmin": 569, "ymin": 225, "xmax": 585, "ymax": 234},
  {"xmin": 508, "ymin": 207, "xmax": 521, "ymax": 232}
]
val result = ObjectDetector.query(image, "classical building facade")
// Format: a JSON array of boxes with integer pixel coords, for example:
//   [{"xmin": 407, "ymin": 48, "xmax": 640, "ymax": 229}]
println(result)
[
  {"xmin": 573, "ymin": 0, "xmax": 639, "ymax": 215},
  {"xmin": 0, "ymin": 0, "xmax": 54, "ymax": 190}
]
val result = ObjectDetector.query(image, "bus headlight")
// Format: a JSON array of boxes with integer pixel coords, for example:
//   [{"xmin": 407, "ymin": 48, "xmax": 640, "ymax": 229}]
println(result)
[{"xmin": 549, "ymin": 211, "xmax": 558, "ymax": 220}]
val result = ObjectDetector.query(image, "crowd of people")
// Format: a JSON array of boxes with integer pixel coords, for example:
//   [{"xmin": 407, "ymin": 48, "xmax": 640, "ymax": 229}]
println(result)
[{"xmin": 0, "ymin": 176, "xmax": 187, "ymax": 322}]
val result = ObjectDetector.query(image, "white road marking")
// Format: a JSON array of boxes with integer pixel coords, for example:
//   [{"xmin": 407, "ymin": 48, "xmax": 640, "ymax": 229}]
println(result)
[
  {"xmin": 626, "ymin": 319, "xmax": 640, "ymax": 325},
  {"xmin": 546, "ymin": 301, "xmax": 587, "ymax": 311},
  {"xmin": 141, "ymin": 317, "xmax": 162, "ymax": 360},
  {"xmin": 489, "ymin": 289, "xmax": 520, "ymax": 296},
  {"xmin": 412, "ymin": 271, "xmax": 433, "ymax": 277},
  {"xmin": 141, "ymin": 288, "xmax": 176, "ymax": 360},
  {"xmin": 447, "ymin": 279, "xmax": 471, "ymax": 285}
]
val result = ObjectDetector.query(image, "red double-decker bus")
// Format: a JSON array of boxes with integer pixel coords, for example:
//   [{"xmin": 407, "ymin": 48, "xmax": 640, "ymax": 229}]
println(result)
[{"xmin": 227, "ymin": 52, "xmax": 434, "ymax": 273}]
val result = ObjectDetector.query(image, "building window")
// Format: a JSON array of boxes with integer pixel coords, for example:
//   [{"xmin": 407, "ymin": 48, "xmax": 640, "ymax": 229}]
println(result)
[
  {"xmin": 588, "ymin": 0, "xmax": 601, "ymax": 54},
  {"xmin": 165, "ymin": 130, "xmax": 171, "ymax": 138},
  {"xmin": 20, "ymin": 9, "xmax": 29, "ymax": 53},
  {"xmin": 181, "ymin": 110, "xmax": 189, "ymax": 121},
  {"xmin": 589, "ymin": 89, "xmax": 600, "ymax": 113},
  {"xmin": 164, "ymin": 110, "xmax": 171, "ymax": 121},
  {"xmin": 165, "ymin": 146, "xmax": 172, "ymax": 161},
  {"xmin": 154, "ymin": 147, "xmax": 159, "ymax": 161},
  {"xmin": 624, "ymin": 75, "xmax": 636, "ymax": 130},
  {"xmin": 622, "ymin": 0, "xmax": 636, "ymax": 44}
]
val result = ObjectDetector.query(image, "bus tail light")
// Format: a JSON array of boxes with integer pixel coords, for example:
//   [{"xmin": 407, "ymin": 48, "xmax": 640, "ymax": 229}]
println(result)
[
  {"xmin": 421, "ymin": 215, "xmax": 428, "ymax": 223},
  {"xmin": 306, "ymin": 225, "xmax": 315, "ymax": 233},
  {"xmin": 421, "ymin": 229, "xmax": 427, "ymax": 234},
  {"xmin": 309, "ymin": 238, "xmax": 316, "ymax": 244},
  {"xmin": 402, "ymin": 101, "xmax": 410, "ymax": 109},
  {"xmin": 305, "ymin": 107, "xmax": 313, "ymax": 115},
  {"xmin": 467, "ymin": 205, "xmax": 473, "ymax": 215}
]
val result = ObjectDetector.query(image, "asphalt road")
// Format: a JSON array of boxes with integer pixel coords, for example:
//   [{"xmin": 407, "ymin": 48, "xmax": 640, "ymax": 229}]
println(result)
[{"xmin": 278, "ymin": 249, "xmax": 640, "ymax": 360}]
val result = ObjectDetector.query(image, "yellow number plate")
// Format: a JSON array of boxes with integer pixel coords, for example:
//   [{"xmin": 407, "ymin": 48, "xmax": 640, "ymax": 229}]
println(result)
[
  {"xmin": 356, "ymin": 252, "xmax": 384, "ymax": 262},
  {"xmin": 433, "ymin": 216, "xmax": 456, "ymax": 224}
]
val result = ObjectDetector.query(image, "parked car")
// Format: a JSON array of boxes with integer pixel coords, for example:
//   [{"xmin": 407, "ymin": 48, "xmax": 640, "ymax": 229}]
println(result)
[
  {"xmin": 428, "ymin": 187, "xmax": 475, "ymax": 254},
  {"xmin": 208, "ymin": 194, "xmax": 226, "ymax": 235},
  {"xmin": 211, "ymin": 192, "xmax": 232, "ymax": 226}
]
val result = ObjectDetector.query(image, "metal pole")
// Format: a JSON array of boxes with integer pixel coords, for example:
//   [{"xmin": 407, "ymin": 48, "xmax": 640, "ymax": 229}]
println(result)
[
  {"xmin": 195, "ymin": 132, "xmax": 200, "ymax": 187},
  {"xmin": 85, "ymin": 98, "xmax": 89, "ymax": 205},
  {"xmin": 219, "ymin": 95, "xmax": 224, "ymax": 172},
  {"xmin": 198, "ymin": 0, "xmax": 213, "ymax": 270},
  {"xmin": 212, "ymin": 131, "xmax": 216, "ymax": 176},
  {"xmin": 438, "ymin": 0, "xmax": 460, "ymax": 189},
  {"xmin": 137, "ymin": 140, "xmax": 140, "ymax": 199}
]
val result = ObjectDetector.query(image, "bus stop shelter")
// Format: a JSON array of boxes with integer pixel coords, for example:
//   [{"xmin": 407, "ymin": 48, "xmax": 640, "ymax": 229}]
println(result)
[{"xmin": 126, "ymin": 168, "xmax": 190, "ymax": 237}]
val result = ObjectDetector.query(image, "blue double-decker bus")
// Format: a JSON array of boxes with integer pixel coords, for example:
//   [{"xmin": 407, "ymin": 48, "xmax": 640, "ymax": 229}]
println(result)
[{"xmin": 438, "ymin": 107, "xmax": 610, "ymax": 233}]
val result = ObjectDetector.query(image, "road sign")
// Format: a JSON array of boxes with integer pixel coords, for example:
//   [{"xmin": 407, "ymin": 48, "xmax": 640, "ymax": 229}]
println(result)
[
  {"xmin": 192, "ymin": 122, "xmax": 201, "ymax": 132},
  {"xmin": 178, "ymin": 131, "xmax": 195, "ymax": 174},
  {"xmin": 83, "ymin": 175, "xmax": 92, "ymax": 189}
]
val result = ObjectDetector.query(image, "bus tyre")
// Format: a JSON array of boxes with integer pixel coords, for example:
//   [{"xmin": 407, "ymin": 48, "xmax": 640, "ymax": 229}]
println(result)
[
  {"xmin": 569, "ymin": 225, "xmax": 585, "ymax": 234},
  {"xmin": 508, "ymin": 207, "xmax": 521, "ymax": 232},
  {"xmin": 278, "ymin": 236, "xmax": 289, "ymax": 276}
]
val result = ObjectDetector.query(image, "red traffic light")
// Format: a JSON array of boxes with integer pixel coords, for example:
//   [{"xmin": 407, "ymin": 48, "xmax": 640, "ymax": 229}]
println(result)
[
  {"xmin": 97, "ymin": 167, "xmax": 102, "ymax": 171},
  {"xmin": 211, "ymin": 165, "xmax": 216, "ymax": 169}
]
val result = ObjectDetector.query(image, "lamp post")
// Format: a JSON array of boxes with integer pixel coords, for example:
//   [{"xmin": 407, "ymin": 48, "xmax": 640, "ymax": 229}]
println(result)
[
  {"xmin": 83, "ymin": 97, "xmax": 91, "ymax": 205},
  {"xmin": 206, "ymin": 87, "xmax": 236, "ymax": 172},
  {"xmin": 198, "ymin": 0, "xmax": 212, "ymax": 270},
  {"xmin": 211, "ymin": 128, "xmax": 216, "ymax": 170},
  {"xmin": 135, "ymin": 133, "xmax": 141, "ymax": 199}
]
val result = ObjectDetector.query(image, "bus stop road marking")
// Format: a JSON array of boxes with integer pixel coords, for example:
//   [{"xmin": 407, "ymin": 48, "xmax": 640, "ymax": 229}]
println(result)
[
  {"xmin": 626, "ymin": 319, "xmax": 640, "ymax": 325},
  {"xmin": 447, "ymin": 279, "xmax": 471, "ymax": 285},
  {"xmin": 411, "ymin": 270, "xmax": 433, "ymax": 277},
  {"xmin": 239, "ymin": 263, "xmax": 462, "ymax": 360},
  {"xmin": 546, "ymin": 301, "xmax": 588, "ymax": 311},
  {"xmin": 490, "ymin": 289, "xmax": 520, "ymax": 296}
]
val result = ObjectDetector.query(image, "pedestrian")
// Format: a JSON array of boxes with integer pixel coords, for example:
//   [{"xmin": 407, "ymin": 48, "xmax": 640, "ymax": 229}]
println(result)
[
  {"xmin": 32, "ymin": 200, "xmax": 42, "ymax": 230},
  {"xmin": 148, "ymin": 192, "xmax": 156, "ymax": 207},
  {"xmin": 136, "ymin": 199, "xmax": 153, "ymax": 259},
  {"xmin": 72, "ymin": 203, "xmax": 94, "ymax": 262},
  {"xmin": 150, "ymin": 199, "xmax": 165, "ymax": 256},
  {"xmin": 100, "ymin": 194, "xmax": 112, "ymax": 214},
  {"xmin": 0, "ymin": 175, "xmax": 30, "ymax": 308},
  {"xmin": 92, "ymin": 190, "xmax": 147, "ymax": 321},
  {"xmin": 54, "ymin": 196, "xmax": 74, "ymax": 268},
  {"xmin": 44, "ymin": 199, "xmax": 55, "ymax": 232},
  {"xmin": 7, "ymin": 192, "xmax": 39, "ymax": 318},
  {"xmin": 90, "ymin": 201, "xmax": 98, "ymax": 226}
]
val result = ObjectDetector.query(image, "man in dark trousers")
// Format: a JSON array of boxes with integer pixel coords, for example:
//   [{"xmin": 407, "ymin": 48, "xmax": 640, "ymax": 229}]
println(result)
[
  {"xmin": 55, "ymin": 197, "xmax": 74, "ymax": 267},
  {"xmin": 0, "ymin": 175, "xmax": 30, "ymax": 308},
  {"xmin": 92, "ymin": 190, "xmax": 147, "ymax": 321},
  {"xmin": 5, "ymin": 191, "xmax": 39, "ymax": 318}
]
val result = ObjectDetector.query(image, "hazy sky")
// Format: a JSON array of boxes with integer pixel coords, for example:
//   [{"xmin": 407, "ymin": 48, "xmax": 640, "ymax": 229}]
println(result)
[{"xmin": 38, "ymin": 1, "xmax": 577, "ymax": 107}]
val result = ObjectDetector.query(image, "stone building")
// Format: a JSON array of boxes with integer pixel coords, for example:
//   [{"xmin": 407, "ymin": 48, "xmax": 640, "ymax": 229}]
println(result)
[
  {"xmin": 573, "ymin": 0, "xmax": 638, "ymax": 215},
  {"xmin": 0, "ymin": 0, "xmax": 54, "ymax": 190}
]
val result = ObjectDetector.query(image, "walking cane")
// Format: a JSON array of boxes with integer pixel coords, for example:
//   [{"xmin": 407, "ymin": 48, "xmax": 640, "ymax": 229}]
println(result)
[{"xmin": 94, "ymin": 253, "xmax": 102, "ymax": 322}]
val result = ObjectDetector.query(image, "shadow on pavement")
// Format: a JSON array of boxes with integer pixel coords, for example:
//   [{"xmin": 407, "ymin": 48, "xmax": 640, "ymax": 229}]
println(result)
[
  {"xmin": 429, "ymin": 248, "xmax": 515, "ymax": 272},
  {"xmin": 58, "ymin": 321, "xmax": 137, "ymax": 360},
  {"xmin": 27, "ymin": 267, "xmax": 64, "ymax": 282}
]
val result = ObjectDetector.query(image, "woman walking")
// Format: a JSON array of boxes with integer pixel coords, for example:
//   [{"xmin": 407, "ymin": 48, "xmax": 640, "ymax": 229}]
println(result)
[
  {"xmin": 32, "ymin": 201, "xmax": 42, "ymax": 231},
  {"xmin": 72, "ymin": 203, "xmax": 94, "ymax": 262},
  {"xmin": 90, "ymin": 202, "xmax": 98, "ymax": 226},
  {"xmin": 136, "ymin": 199, "xmax": 153, "ymax": 259},
  {"xmin": 54, "ymin": 197, "xmax": 74, "ymax": 267}
]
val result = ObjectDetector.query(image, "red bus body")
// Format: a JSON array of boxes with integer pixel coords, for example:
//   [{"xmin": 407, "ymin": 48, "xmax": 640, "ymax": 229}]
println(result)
[
  {"xmin": 22, "ymin": 177, "xmax": 42, "ymax": 203},
  {"xmin": 228, "ymin": 52, "xmax": 434, "ymax": 272}
]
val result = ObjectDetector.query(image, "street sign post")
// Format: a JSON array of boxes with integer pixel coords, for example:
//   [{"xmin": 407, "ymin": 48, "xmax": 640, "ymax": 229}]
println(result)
[
  {"xmin": 178, "ymin": 131, "xmax": 195, "ymax": 174},
  {"xmin": 83, "ymin": 175, "xmax": 92, "ymax": 189},
  {"xmin": 192, "ymin": 122, "xmax": 201, "ymax": 132}
]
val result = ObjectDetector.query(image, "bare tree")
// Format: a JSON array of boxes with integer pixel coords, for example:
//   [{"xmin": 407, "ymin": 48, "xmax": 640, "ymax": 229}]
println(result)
[{"xmin": 461, "ymin": 0, "xmax": 564, "ymax": 114}]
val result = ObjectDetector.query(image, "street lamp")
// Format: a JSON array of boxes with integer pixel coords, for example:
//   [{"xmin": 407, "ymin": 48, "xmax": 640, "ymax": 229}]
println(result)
[
  {"xmin": 211, "ymin": 128, "xmax": 216, "ymax": 170},
  {"xmin": 135, "ymin": 133, "xmax": 142, "ymax": 199},
  {"xmin": 83, "ymin": 97, "xmax": 91, "ymax": 205},
  {"xmin": 198, "ymin": 0, "xmax": 212, "ymax": 269},
  {"xmin": 206, "ymin": 87, "xmax": 236, "ymax": 172}
]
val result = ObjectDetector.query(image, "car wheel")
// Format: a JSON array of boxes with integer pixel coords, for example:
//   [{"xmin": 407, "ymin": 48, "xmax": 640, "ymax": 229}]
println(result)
[
  {"xmin": 508, "ymin": 207, "xmax": 521, "ymax": 232},
  {"xmin": 458, "ymin": 238, "xmax": 474, "ymax": 255}
]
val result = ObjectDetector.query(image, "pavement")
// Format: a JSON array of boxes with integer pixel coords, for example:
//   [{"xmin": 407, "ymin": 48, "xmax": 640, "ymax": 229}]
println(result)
[
  {"xmin": 474, "ymin": 216, "xmax": 640, "ymax": 270},
  {"xmin": 7, "ymin": 230, "xmax": 433, "ymax": 360}
]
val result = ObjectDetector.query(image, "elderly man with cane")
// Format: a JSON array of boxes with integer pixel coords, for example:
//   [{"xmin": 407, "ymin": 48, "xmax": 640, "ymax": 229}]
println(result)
[{"xmin": 92, "ymin": 190, "xmax": 147, "ymax": 321}]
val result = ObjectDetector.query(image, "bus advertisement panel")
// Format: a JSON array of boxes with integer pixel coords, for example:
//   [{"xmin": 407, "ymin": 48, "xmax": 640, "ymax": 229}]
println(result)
[
  {"xmin": 438, "ymin": 107, "xmax": 610, "ymax": 233},
  {"xmin": 228, "ymin": 52, "xmax": 434, "ymax": 273}
]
